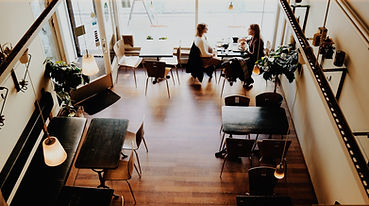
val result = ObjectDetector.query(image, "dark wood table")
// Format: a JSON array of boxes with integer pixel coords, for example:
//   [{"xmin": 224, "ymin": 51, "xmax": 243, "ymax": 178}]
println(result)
[
  {"xmin": 139, "ymin": 40, "xmax": 173, "ymax": 60},
  {"xmin": 75, "ymin": 118, "xmax": 129, "ymax": 188},
  {"xmin": 57, "ymin": 186, "xmax": 113, "ymax": 206},
  {"xmin": 222, "ymin": 106, "xmax": 289, "ymax": 135}
]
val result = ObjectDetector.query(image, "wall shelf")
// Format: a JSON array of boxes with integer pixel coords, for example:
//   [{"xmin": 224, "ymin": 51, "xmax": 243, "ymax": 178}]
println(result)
[{"xmin": 308, "ymin": 40, "xmax": 347, "ymax": 100}]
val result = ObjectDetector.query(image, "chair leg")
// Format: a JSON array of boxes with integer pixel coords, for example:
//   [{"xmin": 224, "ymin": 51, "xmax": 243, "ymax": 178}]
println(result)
[
  {"xmin": 218, "ymin": 70, "xmax": 223, "ymax": 83},
  {"xmin": 134, "ymin": 163, "xmax": 141, "ymax": 178},
  {"xmin": 145, "ymin": 78, "xmax": 149, "ymax": 96},
  {"xmin": 214, "ymin": 69, "xmax": 217, "ymax": 84},
  {"xmin": 121, "ymin": 195, "xmax": 125, "ymax": 206},
  {"xmin": 142, "ymin": 136, "xmax": 149, "ymax": 152},
  {"xmin": 220, "ymin": 78, "xmax": 226, "ymax": 97},
  {"xmin": 165, "ymin": 79, "xmax": 171, "ymax": 98},
  {"xmin": 220, "ymin": 155, "xmax": 228, "ymax": 178},
  {"xmin": 219, "ymin": 132, "xmax": 225, "ymax": 151},
  {"xmin": 170, "ymin": 69, "xmax": 175, "ymax": 85},
  {"xmin": 125, "ymin": 180, "xmax": 136, "ymax": 205},
  {"xmin": 132, "ymin": 68, "xmax": 137, "ymax": 88},
  {"xmin": 175, "ymin": 65, "xmax": 180, "ymax": 85},
  {"xmin": 134, "ymin": 150, "xmax": 142, "ymax": 175},
  {"xmin": 116, "ymin": 67, "xmax": 120, "ymax": 83},
  {"xmin": 219, "ymin": 125, "xmax": 223, "ymax": 136}
]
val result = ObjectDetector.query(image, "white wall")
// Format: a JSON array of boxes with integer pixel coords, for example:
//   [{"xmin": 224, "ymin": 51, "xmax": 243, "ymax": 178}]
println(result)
[
  {"xmin": 280, "ymin": 0, "xmax": 369, "ymax": 204},
  {"xmin": 0, "ymin": 0, "xmax": 57, "ymax": 172}
]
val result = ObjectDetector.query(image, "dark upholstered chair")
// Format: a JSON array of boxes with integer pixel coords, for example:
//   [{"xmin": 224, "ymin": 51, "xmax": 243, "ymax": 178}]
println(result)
[
  {"xmin": 255, "ymin": 92, "xmax": 283, "ymax": 107},
  {"xmin": 220, "ymin": 138, "xmax": 255, "ymax": 178},
  {"xmin": 248, "ymin": 166, "xmax": 277, "ymax": 195}
]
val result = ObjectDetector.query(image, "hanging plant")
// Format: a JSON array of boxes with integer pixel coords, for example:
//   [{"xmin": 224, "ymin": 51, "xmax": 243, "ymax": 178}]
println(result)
[
  {"xmin": 256, "ymin": 45, "xmax": 299, "ymax": 92},
  {"xmin": 44, "ymin": 59, "xmax": 89, "ymax": 107}
]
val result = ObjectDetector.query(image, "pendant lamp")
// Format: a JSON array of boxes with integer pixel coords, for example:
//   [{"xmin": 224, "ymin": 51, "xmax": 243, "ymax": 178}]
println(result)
[
  {"xmin": 228, "ymin": 2, "xmax": 233, "ymax": 10},
  {"xmin": 42, "ymin": 136, "xmax": 67, "ymax": 167},
  {"xmin": 82, "ymin": 50, "xmax": 99, "ymax": 76},
  {"xmin": 27, "ymin": 59, "xmax": 67, "ymax": 167}
]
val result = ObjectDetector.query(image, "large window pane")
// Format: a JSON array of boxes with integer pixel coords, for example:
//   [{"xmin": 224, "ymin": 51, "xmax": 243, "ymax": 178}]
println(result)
[
  {"xmin": 118, "ymin": 0, "xmax": 195, "ymax": 47},
  {"xmin": 198, "ymin": 0, "xmax": 278, "ymax": 46}
]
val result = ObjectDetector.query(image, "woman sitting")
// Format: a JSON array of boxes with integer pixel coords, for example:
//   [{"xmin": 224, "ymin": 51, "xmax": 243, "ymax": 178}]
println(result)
[
  {"xmin": 194, "ymin": 23, "xmax": 222, "ymax": 78},
  {"xmin": 238, "ymin": 24, "xmax": 265, "ymax": 88}
]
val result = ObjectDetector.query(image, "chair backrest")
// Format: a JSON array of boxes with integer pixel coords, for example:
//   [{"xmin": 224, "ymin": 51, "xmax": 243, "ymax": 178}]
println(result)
[
  {"xmin": 143, "ymin": 61, "xmax": 166, "ymax": 78},
  {"xmin": 255, "ymin": 92, "xmax": 283, "ymax": 107},
  {"xmin": 224, "ymin": 95, "xmax": 250, "ymax": 106},
  {"xmin": 113, "ymin": 39, "xmax": 125, "ymax": 59},
  {"xmin": 248, "ymin": 166, "xmax": 277, "ymax": 195},
  {"xmin": 127, "ymin": 149, "xmax": 135, "ymax": 179},
  {"xmin": 122, "ymin": 35, "xmax": 134, "ymax": 47},
  {"xmin": 135, "ymin": 122, "xmax": 144, "ymax": 147},
  {"xmin": 225, "ymin": 138, "xmax": 255, "ymax": 158},
  {"xmin": 176, "ymin": 47, "xmax": 181, "ymax": 64},
  {"xmin": 257, "ymin": 139, "xmax": 292, "ymax": 163}
]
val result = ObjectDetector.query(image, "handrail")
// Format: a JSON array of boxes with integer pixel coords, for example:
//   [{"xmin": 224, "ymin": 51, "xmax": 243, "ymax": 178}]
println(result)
[
  {"xmin": 334, "ymin": 0, "xmax": 369, "ymax": 50},
  {"xmin": 0, "ymin": 0, "xmax": 61, "ymax": 84},
  {"xmin": 279, "ymin": 0, "xmax": 369, "ymax": 197}
]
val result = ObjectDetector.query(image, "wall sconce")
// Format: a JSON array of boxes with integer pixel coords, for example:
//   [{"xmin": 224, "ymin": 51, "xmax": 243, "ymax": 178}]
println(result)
[
  {"xmin": 19, "ymin": 49, "xmax": 32, "ymax": 92},
  {"xmin": 0, "ymin": 87, "xmax": 9, "ymax": 129}
]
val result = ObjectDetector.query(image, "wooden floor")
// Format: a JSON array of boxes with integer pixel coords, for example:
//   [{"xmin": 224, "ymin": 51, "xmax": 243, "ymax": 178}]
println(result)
[{"xmin": 68, "ymin": 67, "xmax": 317, "ymax": 206}]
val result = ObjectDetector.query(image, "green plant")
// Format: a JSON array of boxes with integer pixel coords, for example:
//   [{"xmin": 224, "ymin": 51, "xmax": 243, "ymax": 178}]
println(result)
[
  {"xmin": 44, "ymin": 59, "xmax": 89, "ymax": 106},
  {"xmin": 256, "ymin": 45, "xmax": 299, "ymax": 92}
]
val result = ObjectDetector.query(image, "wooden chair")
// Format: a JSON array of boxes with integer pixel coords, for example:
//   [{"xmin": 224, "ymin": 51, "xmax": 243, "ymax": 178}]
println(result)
[
  {"xmin": 114, "ymin": 39, "xmax": 142, "ymax": 87},
  {"xmin": 219, "ymin": 95, "xmax": 251, "ymax": 151},
  {"xmin": 122, "ymin": 121, "xmax": 147, "ymax": 175},
  {"xmin": 103, "ymin": 149, "xmax": 140, "ymax": 204},
  {"xmin": 220, "ymin": 138, "xmax": 255, "ymax": 178},
  {"xmin": 160, "ymin": 47, "xmax": 181, "ymax": 85},
  {"xmin": 143, "ymin": 61, "xmax": 171, "ymax": 98},
  {"xmin": 255, "ymin": 92, "xmax": 283, "ymax": 107},
  {"xmin": 257, "ymin": 139, "xmax": 292, "ymax": 165},
  {"xmin": 248, "ymin": 166, "xmax": 277, "ymax": 195}
]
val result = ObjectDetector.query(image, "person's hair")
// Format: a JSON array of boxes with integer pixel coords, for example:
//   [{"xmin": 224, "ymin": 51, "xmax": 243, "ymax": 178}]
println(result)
[
  {"xmin": 196, "ymin": 23, "xmax": 207, "ymax": 37},
  {"xmin": 249, "ymin": 24, "xmax": 261, "ymax": 41}
]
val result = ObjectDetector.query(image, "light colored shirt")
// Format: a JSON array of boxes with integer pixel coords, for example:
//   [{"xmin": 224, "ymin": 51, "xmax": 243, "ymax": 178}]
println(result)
[{"xmin": 194, "ymin": 36, "xmax": 213, "ymax": 57}]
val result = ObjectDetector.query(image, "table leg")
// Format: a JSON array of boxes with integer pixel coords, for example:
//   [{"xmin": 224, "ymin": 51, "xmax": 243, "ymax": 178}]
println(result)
[{"xmin": 92, "ymin": 169, "xmax": 109, "ymax": 189}]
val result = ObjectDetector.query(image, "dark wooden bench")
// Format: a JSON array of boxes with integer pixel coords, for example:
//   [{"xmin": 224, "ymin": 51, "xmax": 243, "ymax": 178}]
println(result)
[{"xmin": 0, "ymin": 91, "xmax": 93, "ymax": 206}]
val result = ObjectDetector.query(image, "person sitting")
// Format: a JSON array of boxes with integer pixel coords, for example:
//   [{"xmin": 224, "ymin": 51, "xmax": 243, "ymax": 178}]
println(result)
[
  {"xmin": 194, "ymin": 23, "xmax": 222, "ymax": 78},
  {"xmin": 238, "ymin": 24, "xmax": 265, "ymax": 88}
]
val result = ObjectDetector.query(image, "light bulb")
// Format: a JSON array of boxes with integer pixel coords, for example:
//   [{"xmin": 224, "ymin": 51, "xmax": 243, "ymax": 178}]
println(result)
[
  {"xmin": 274, "ymin": 162, "xmax": 285, "ymax": 179},
  {"xmin": 253, "ymin": 65, "xmax": 260, "ymax": 75},
  {"xmin": 42, "ymin": 136, "xmax": 67, "ymax": 167}
]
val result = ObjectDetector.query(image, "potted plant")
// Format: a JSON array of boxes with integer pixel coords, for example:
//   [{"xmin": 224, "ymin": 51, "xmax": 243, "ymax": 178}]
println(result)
[
  {"xmin": 44, "ymin": 59, "xmax": 89, "ymax": 116},
  {"xmin": 256, "ymin": 45, "xmax": 299, "ymax": 93}
]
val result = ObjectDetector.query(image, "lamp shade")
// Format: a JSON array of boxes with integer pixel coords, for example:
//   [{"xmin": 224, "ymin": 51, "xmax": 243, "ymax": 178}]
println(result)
[
  {"xmin": 253, "ymin": 65, "xmax": 261, "ymax": 75},
  {"xmin": 42, "ymin": 136, "xmax": 67, "ymax": 167},
  {"xmin": 82, "ymin": 53, "xmax": 99, "ymax": 76},
  {"xmin": 274, "ymin": 162, "xmax": 285, "ymax": 179}
]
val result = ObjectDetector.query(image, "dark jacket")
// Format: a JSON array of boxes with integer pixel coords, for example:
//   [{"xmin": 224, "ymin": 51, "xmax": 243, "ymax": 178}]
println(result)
[{"xmin": 186, "ymin": 43, "xmax": 204, "ymax": 82}]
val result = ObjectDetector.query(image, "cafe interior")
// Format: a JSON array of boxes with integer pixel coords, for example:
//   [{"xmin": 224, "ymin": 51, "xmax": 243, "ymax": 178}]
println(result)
[{"xmin": 0, "ymin": 0, "xmax": 369, "ymax": 205}]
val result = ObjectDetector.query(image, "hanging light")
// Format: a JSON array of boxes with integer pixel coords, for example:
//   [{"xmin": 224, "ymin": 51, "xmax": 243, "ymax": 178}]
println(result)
[
  {"xmin": 42, "ymin": 136, "xmax": 67, "ymax": 167},
  {"xmin": 253, "ymin": 65, "xmax": 260, "ymax": 75},
  {"xmin": 274, "ymin": 161, "xmax": 285, "ymax": 179},
  {"xmin": 228, "ymin": 2, "xmax": 233, "ymax": 10},
  {"xmin": 274, "ymin": 118, "xmax": 291, "ymax": 179},
  {"xmin": 27, "ymin": 65, "xmax": 67, "ymax": 167},
  {"xmin": 82, "ymin": 50, "xmax": 99, "ymax": 76}
]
